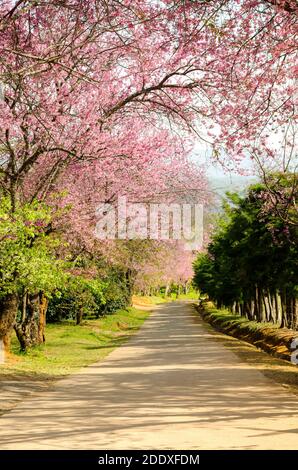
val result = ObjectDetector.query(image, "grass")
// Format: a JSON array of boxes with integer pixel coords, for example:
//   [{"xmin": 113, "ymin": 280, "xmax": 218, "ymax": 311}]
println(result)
[
  {"xmin": 174, "ymin": 292, "xmax": 199, "ymax": 301},
  {"xmin": 132, "ymin": 291, "xmax": 199, "ymax": 306},
  {"xmin": 0, "ymin": 307, "xmax": 149, "ymax": 379},
  {"xmin": 198, "ymin": 302, "xmax": 297, "ymax": 362},
  {"xmin": 205, "ymin": 305, "xmax": 280, "ymax": 332},
  {"xmin": 132, "ymin": 295, "xmax": 170, "ymax": 305},
  {"xmin": 193, "ymin": 306, "xmax": 298, "ymax": 395}
]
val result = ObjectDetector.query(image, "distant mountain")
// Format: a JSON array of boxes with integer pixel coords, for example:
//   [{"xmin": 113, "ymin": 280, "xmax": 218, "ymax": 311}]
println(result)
[
  {"xmin": 209, "ymin": 175, "xmax": 258, "ymax": 198},
  {"xmin": 207, "ymin": 175, "xmax": 258, "ymax": 212}
]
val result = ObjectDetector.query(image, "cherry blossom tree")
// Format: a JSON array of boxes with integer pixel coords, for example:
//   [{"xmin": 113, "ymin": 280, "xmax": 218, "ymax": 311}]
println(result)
[
  {"xmin": 0, "ymin": 0, "xmax": 296, "ymax": 349},
  {"xmin": 0, "ymin": 0, "xmax": 296, "ymax": 204}
]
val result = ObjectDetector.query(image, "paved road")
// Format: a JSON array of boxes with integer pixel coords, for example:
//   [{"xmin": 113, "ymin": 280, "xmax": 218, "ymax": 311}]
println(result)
[{"xmin": 0, "ymin": 302, "xmax": 298, "ymax": 449}]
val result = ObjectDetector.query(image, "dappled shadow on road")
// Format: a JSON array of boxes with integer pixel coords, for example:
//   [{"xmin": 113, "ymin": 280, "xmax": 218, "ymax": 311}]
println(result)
[
  {"xmin": 194, "ymin": 313, "xmax": 298, "ymax": 395},
  {"xmin": 0, "ymin": 302, "xmax": 297, "ymax": 449}
]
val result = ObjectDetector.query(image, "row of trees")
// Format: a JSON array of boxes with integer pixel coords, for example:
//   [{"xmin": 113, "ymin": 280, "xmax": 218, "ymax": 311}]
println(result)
[
  {"xmin": 133, "ymin": 241, "xmax": 195, "ymax": 297},
  {"xmin": 0, "ymin": 0, "xmax": 209, "ymax": 353},
  {"xmin": 0, "ymin": 1, "xmax": 296, "ymax": 352},
  {"xmin": 193, "ymin": 173, "xmax": 298, "ymax": 329},
  {"xmin": 0, "ymin": 198, "xmax": 197, "ymax": 352}
]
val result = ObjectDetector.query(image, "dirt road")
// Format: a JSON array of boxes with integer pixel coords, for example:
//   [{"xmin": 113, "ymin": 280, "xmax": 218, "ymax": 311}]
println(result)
[{"xmin": 0, "ymin": 302, "xmax": 297, "ymax": 449}]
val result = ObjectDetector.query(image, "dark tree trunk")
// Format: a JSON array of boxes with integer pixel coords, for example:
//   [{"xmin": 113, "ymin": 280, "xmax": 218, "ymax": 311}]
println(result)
[
  {"xmin": 254, "ymin": 286, "xmax": 260, "ymax": 321},
  {"xmin": 267, "ymin": 292, "xmax": 274, "ymax": 323},
  {"xmin": 125, "ymin": 268, "xmax": 136, "ymax": 306},
  {"xmin": 0, "ymin": 293, "xmax": 19, "ymax": 355},
  {"xmin": 244, "ymin": 301, "xmax": 253, "ymax": 320},
  {"xmin": 76, "ymin": 307, "xmax": 83, "ymax": 325},
  {"xmin": 280, "ymin": 291, "xmax": 287, "ymax": 328},
  {"xmin": 14, "ymin": 294, "xmax": 39, "ymax": 352},
  {"xmin": 285, "ymin": 295, "xmax": 296, "ymax": 330},
  {"xmin": 293, "ymin": 298, "xmax": 298, "ymax": 330}
]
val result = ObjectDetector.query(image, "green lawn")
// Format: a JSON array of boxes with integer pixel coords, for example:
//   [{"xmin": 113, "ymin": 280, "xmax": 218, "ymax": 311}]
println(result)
[
  {"xmin": 133, "ymin": 291, "xmax": 199, "ymax": 306},
  {"xmin": 0, "ymin": 307, "xmax": 149, "ymax": 379},
  {"xmin": 173, "ymin": 292, "xmax": 199, "ymax": 301},
  {"xmin": 133, "ymin": 294, "xmax": 171, "ymax": 305}
]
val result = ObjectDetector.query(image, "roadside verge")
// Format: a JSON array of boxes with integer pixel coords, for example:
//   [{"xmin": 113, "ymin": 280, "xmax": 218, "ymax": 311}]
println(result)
[
  {"xmin": 0, "ymin": 307, "xmax": 150, "ymax": 416},
  {"xmin": 195, "ymin": 303, "xmax": 297, "ymax": 363}
]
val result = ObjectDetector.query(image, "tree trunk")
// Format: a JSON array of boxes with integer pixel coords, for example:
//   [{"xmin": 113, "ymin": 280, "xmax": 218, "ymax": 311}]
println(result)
[
  {"xmin": 165, "ymin": 284, "xmax": 170, "ymax": 297},
  {"xmin": 3, "ymin": 333, "xmax": 11, "ymax": 354},
  {"xmin": 257, "ymin": 287, "xmax": 266, "ymax": 322},
  {"xmin": 254, "ymin": 286, "xmax": 260, "ymax": 321},
  {"xmin": 250, "ymin": 300, "xmax": 256, "ymax": 320},
  {"xmin": 76, "ymin": 307, "xmax": 83, "ymax": 325},
  {"xmin": 280, "ymin": 291, "xmax": 287, "ymax": 328},
  {"xmin": 286, "ymin": 295, "xmax": 291, "ymax": 329},
  {"xmin": 275, "ymin": 292, "xmax": 282, "ymax": 325},
  {"xmin": 38, "ymin": 292, "xmax": 48, "ymax": 344},
  {"xmin": 263, "ymin": 293, "xmax": 270, "ymax": 322},
  {"xmin": 125, "ymin": 269, "xmax": 135, "ymax": 306},
  {"xmin": 267, "ymin": 292, "xmax": 275, "ymax": 323},
  {"xmin": 184, "ymin": 283, "xmax": 189, "ymax": 294},
  {"xmin": 244, "ymin": 301, "xmax": 253, "ymax": 320},
  {"xmin": 22, "ymin": 291, "xmax": 27, "ymax": 323},
  {"xmin": 0, "ymin": 293, "xmax": 19, "ymax": 355},
  {"xmin": 14, "ymin": 294, "xmax": 39, "ymax": 352},
  {"xmin": 293, "ymin": 298, "xmax": 297, "ymax": 330}
]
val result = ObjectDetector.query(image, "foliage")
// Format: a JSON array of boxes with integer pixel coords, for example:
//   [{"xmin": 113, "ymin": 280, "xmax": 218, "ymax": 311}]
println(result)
[
  {"xmin": 0, "ymin": 308, "xmax": 149, "ymax": 377},
  {"xmin": 193, "ymin": 174, "xmax": 298, "ymax": 328},
  {"xmin": 101, "ymin": 276, "xmax": 130, "ymax": 314},
  {"xmin": 0, "ymin": 0, "xmax": 296, "ymax": 350},
  {"xmin": 47, "ymin": 276, "xmax": 106, "ymax": 323},
  {"xmin": 199, "ymin": 303, "xmax": 297, "ymax": 362},
  {"xmin": 0, "ymin": 197, "xmax": 65, "ymax": 298}
]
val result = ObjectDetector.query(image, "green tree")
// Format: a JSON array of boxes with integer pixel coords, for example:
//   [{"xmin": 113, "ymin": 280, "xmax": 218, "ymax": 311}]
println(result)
[{"xmin": 193, "ymin": 173, "xmax": 298, "ymax": 329}]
